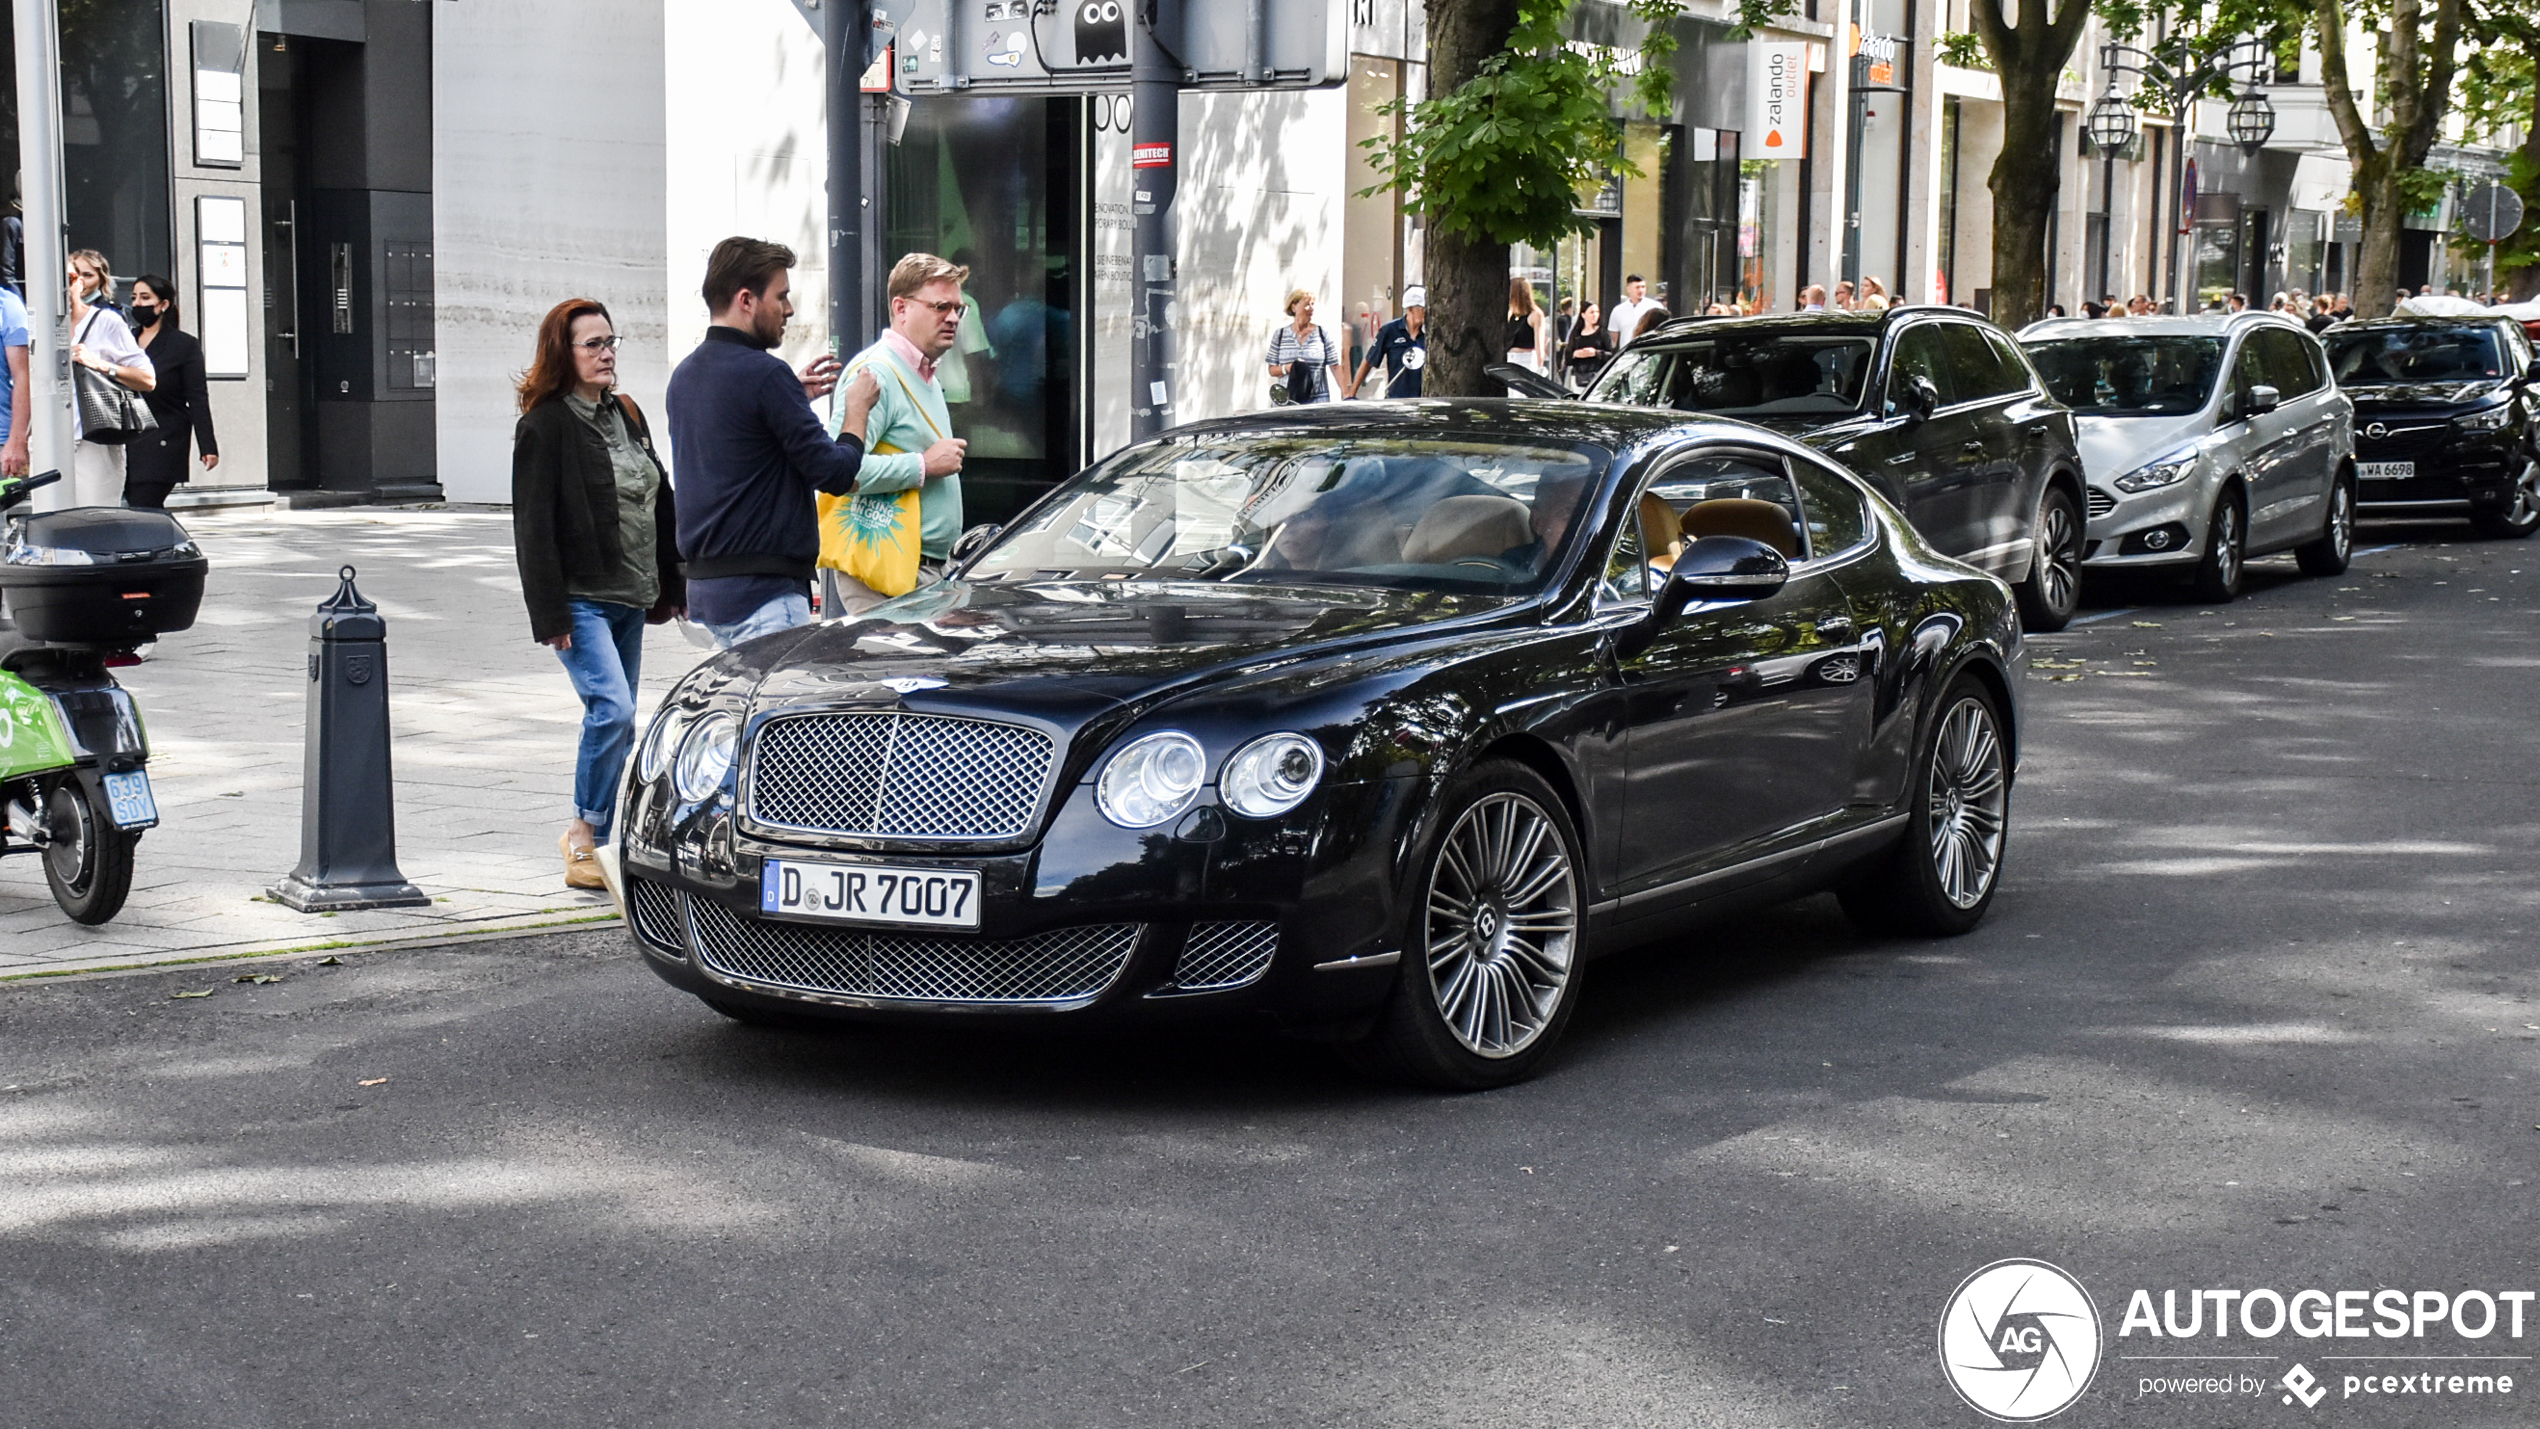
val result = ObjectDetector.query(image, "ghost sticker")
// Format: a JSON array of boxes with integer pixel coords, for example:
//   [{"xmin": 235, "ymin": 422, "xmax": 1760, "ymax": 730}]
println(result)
[{"xmin": 1074, "ymin": 0, "xmax": 1127, "ymax": 64}]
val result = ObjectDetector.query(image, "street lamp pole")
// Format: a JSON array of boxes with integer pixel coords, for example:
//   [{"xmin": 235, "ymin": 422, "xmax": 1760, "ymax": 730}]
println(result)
[
  {"xmin": 12, "ymin": 0, "xmax": 75, "ymax": 490},
  {"xmin": 2092, "ymin": 38, "xmax": 2274, "ymax": 315}
]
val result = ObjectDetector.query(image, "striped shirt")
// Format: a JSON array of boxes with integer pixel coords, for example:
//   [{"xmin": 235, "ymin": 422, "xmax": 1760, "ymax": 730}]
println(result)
[{"xmin": 1266, "ymin": 324, "xmax": 1337, "ymax": 402}]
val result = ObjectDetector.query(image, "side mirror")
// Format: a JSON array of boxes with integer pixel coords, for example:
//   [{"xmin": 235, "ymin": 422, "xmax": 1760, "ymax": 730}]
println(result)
[
  {"xmin": 2244, "ymin": 383, "xmax": 2282, "ymax": 417},
  {"xmin": 1618, "ymin": 536, "xmax": 1791, "ymax": 658},
  {"xmin": 949, "ymin": 522, "xmax": 1003, "ymax": 567}
]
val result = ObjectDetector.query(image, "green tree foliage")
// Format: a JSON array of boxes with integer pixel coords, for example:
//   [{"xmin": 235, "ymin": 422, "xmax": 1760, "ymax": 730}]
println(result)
[{"xmin": 2311, "ymin": 0, "xmax": 2470, "ymax": 314}]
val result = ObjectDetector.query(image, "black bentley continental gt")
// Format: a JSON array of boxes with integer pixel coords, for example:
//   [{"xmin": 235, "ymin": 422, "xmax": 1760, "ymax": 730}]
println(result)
[{"xmin": 609, "ymin": 403, "xmax": 2023, "ymax": 1088}]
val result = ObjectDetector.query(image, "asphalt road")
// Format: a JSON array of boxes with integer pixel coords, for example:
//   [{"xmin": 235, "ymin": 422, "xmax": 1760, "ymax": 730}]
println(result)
[{"xmin": 3, "ymin": 524, "xmax": 2535, "ymax": 1429}]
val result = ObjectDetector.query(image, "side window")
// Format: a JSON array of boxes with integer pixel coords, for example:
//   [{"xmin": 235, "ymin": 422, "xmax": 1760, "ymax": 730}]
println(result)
[
  {"xmin": 1601, "ymin": 496, "xmax": 1650, "ymax": 602},
  {"xmin": 2229, "ymin": 335, "xmax": 2268, "ymax": 408},
  {"xmin": 1789, "ymin": 454, "xmax": 1874, "ymax": 557},
  {"xmin": 2264, "ymin": 330, "xmax": 2324, "ymax": 397},
  {"xmin": 1984, "ymin": 328, "xmax": 2038, "ymax": 394},
  {"xmin": 1884, "ymin": 325, "xmax": 1958, "ymax": 415},
  {"xmin": 1944, "ymin": 323, "xmax": 2015, "ymax": 401},
  {"xmin": 1644, "ymin": 453, "xmax": 1807, "ymax": 560}
]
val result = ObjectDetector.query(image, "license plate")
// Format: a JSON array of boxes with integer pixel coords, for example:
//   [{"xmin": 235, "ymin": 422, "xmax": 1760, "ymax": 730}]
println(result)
[
  {"xmin": 101, "ymin": 769, "xmax": 158, "ymax": 830},
  {"xmin": 759, "ymin": 858, "xmax": 980, "ymax": 929},
  {"xmin": 2357, "ymin": 461, "xmax": 2415, "ymax": 481}
]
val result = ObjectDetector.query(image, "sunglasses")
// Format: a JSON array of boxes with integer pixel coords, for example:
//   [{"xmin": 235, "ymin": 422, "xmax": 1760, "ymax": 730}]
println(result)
[{"xmin": 575, "ymin": 335, "xmax": 623, "ymax": 353}]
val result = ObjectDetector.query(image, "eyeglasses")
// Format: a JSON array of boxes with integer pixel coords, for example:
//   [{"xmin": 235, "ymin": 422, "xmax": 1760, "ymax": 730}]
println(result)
[
  {"xmin": 575, "ymin": 335, "xmax": 623, "ymax": 353},
  {"xmin": 904, "ymin": 297, "xmax": 969, "ymax": 319}
]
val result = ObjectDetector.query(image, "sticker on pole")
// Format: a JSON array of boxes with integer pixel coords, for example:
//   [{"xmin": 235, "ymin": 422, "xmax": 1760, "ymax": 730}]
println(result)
[{"xmin": 1133, "ymin": 142, "xmax": 1173, "ymax": 169}]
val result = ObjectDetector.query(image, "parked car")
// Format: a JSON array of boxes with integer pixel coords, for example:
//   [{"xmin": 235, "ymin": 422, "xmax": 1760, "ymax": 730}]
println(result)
[
  {"xmin": 2019, "ymin": 313, "xmax": 2356, "ymax": 601},
  {"xmin": 609, "ymin": 404, "xmax": 2024, "ymax": 1089},
  {"xmin": 2320, "ymin": 317, "xmax": 2540, "ymax": 539},
  {"xmin": 1505, "ymin": 308, "xmax": 2088, "ymax": 631}
]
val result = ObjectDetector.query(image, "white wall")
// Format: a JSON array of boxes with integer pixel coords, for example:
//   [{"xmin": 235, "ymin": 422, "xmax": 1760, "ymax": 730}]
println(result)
[
  {"xmin": 1174, "ymin": 87, "xmax": 1348, "ymax": 425},
  {"xmin": 433, "ymin": 0, "xmax": 670, "ymax": 504}
]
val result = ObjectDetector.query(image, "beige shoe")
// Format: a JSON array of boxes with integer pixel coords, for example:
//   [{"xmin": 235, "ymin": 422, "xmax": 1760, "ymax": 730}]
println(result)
[{"xmin": 561, "ymin": 829, "xmax": 605, "ymax": 890}]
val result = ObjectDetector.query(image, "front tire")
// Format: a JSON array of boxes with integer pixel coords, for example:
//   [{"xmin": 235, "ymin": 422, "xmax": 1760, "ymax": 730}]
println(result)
[
  {"xmin": 43, "ymin": 778, "xmax": 136, "ymax": 926},
  {"xmin": 2295, "ymin": 472, "xmax": 2356, "ymax": 576},
  {"xmin": 1351, "ymin": 761, "xmax": 1585, "ymax": 1090},
  {"xmin": 2189, "ymin": 490, "xmax": 2245, "ymax": 603},
  {"xmin": 2471, "ymin": 457, "xmax": 2540, "ymax": 539},
  {"xmin": 2015, "ymin": 486, "xmax": 2083, "ymax": 633},
  {"xmin": 1837, "ymin": 678, "xmax": 2008, "ymax": 937}
]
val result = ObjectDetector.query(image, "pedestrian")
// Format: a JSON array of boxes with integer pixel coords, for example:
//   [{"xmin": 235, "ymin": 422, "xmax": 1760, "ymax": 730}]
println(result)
[
  {"xmin": 1833, "ymin": 279, "xmax": 1857, "ymax": 312},
  {"xmin": 2226, "ymin": 292, "xmax": 2248, "ymax": 313},
  {"xmin": 511, "ymin": 297, "xmax": 688, "ymax": 889},
  {"xmin": 1630, "ymin": 306, "xmax": 1673, "ymax": 342},
  {"xmin": 2127, "ymin": 294, "xmax": 2153, "ymax": 316},
  {"xmin": 1553, "ymin": 296, "xmax": 1575, "ymax": 347},
  {"xmin": 1351, "ymin": 285, "xmax": 1428, "ymax": 399},
  {"xmin": 2046, "ymin": 303, "xmax": 2067, "ymax": 318},
  {"xmin": 1860, "ymin": 276, "xmax": 1891, "ymax": 312},
  {"xmin": 1266, "ymin": 288, "xmax": 1342, "ymax": 403},
  {"xmin": 1609, "ymin": 274, "xmax": 1661, "ymax": 340},
  {"xmin": 2082, "ymin": 300, "xmax": 2108, "ymax": 319},
  {"xmin": 120, "ymin": 275, "xmax": 219, "ymax": 510},
  {"xmin": 664, "ymin": 236, "xmax": 879, "ymax": 649},
  {"xmin": 825, "ymin": 252, "xmax": 977, "ymax": 617},
  {"xmin": 60, "ymin": 249, "xmax": 154, "ymax": 510},
  {"xmin": 1504, "ymin": 278, "xmax": 1550, "ymax": 374},
  {"xmin": 1799, "ymin": 284, "xmax": 1828, "ymax": 313},
  {"xmin": 0, "ymin": 272, "xmax": 27, "ymax": 480},
  {"xmin": 1559, "ymin": 299, "xmax": 1612, "ymax": 386}
]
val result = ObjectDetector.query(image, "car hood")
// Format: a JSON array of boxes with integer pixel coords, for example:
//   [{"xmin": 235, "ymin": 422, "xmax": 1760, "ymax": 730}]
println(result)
[
  {"xmin": 2071, "ymin": 413, "xmax": 2208, "ymax": 484},
  {"xmin": 2343, "ymin": 379, "xmax": 2511, "ymax": 411},
  {"xmin": 731, "ymin": 578, "xmax": 1523, "ymax": 721}
]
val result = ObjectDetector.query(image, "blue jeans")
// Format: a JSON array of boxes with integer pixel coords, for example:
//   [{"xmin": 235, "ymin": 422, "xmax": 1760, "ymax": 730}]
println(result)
[
  {"xmin": 706, "ymin": 590, "xmax": 811, "ymax": 649},
  {"xmin": 554, "ymin": 599, "xmax": 647, "ymax": 843}
]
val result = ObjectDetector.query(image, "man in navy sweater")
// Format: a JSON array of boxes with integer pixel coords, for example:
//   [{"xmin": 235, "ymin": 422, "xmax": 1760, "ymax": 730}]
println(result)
[{"xmin": 666, "ymin": 236, "xmax": 880, "ymax": 647}]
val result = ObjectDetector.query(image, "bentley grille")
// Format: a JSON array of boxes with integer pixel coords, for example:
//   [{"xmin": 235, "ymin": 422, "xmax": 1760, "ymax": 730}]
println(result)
[
  {"xmin": 1172, "ymin": 921, "xmax": 1281, "ymax": 991},
  {"xmin": 687, "ymin": 895, "xmax": 1138, "ymax": 1005},
  {"xmin": 626, "ymin": 876, "xmax": 686, "ymax": 953},
  {"xmin": 748, "ymin": 711, "xmax": 1055, "ymax": 839}
]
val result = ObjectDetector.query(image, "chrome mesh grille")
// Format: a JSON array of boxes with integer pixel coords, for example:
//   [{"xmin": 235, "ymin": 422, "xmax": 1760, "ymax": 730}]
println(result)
[
  {"xmin": 688, "ymin": 896, "xmax": 1138, "ymax": 1004},
  {"xmin": 1173, "ymin": 921, "xmax": 1280, "ymax": 991},
  {"xmin": 626, "ymin": 877, "xmax": 686, "ymax": 953},
  {"xmin": 748, "ymin": 712, "xmax": 1054, "ymax": 839},
  {"xmin": 2085, "ymin": 488, "xmax": 2115, "ymax": 521}
]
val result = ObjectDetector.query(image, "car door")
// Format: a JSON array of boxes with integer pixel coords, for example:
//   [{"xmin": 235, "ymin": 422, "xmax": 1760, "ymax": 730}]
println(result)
[
  {"xmin": 2250, "ymin": 327, "xmax": 2336, "ymax": 547},
  {"xmin": 1839, "ymin": 320, "xmax": 1979, "ymax": 549},
  {"xmin": 2223, "ymin": 331, "xmax": 2304, "ymax": 546},
  {"xmin": 1938, "ymin": 322, "xmax": 2032, "ymax": 577},
  {"xmin": 1607, "ymin": 448, "xmax": 1874, "ymax": 903}
]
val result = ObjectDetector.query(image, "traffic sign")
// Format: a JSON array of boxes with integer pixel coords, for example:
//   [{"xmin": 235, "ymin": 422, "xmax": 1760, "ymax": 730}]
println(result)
[
  {"xmin": 891, "ymin": 0, "xmax": 1347, "ymax": 94},
  {"xmin": 2460, "ymin": 181, "xmax": 2525, "ymax": 244}
]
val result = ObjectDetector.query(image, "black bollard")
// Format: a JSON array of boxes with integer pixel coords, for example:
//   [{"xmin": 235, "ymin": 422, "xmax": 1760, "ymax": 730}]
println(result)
[{"xmin": 270, "ymin": 566, "xmax": 429, "ymax": 912}]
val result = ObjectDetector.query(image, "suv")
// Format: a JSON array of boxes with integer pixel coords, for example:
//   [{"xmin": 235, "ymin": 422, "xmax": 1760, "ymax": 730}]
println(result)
[
  {"xmin": 2019, "ymin": 313, "xmax": 2355, "ymax": 601},
  {"xmin": 1551, "ymin": 308, "xmax": 2088, "ymax": 630},
  {"xmin": 2321, "ymin": 317, "xmax": 2540, "ymax": 538}
]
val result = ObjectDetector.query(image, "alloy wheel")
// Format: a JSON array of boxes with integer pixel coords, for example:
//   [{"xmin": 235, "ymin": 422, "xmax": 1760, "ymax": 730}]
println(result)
[
  {"xmin": 2213, "ymin": 504, "xmax": 2242, "ymax": 587},
  {"xmin": 2510, "ymin": 465, "xmax": 2540, "ymax": 528},
  {"xmin": 1422, "ymin": 792, "xmax": 1579, "ymax": 1059},
  {"xmin": 2036, "ymin": 497, "xmax": 2081, "ymax": 614},
  {"xmin": 1925, "ymin": 698, "xmax": 2007, "ymax": 910},
  {"xmin": 2328, "ymin": 481, "xmax": 2354, "ymax": 560}
]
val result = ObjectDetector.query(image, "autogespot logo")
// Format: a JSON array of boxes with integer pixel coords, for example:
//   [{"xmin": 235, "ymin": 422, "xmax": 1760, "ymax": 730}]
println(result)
[{"xmin": 1940, "ymin": 1259, "xmax": 2105, "ymax": 1421}]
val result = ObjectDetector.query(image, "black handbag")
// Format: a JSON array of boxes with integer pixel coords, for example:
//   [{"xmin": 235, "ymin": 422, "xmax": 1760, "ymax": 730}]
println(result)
[{"xmin": 71, "ymin": 312, "xmax": 157, "ymax": 445}]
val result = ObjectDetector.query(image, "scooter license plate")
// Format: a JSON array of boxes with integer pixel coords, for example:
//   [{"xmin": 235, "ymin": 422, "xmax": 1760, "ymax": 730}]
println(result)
[{"xmin": 102, "ymin": 770, "xmax": 159, "ymax": 830}]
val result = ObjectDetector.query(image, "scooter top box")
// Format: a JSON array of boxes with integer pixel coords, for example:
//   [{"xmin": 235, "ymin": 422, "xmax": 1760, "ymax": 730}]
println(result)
[{"xmin": 0, "ymin": 508, "xmax": 209, "ymax": 646}]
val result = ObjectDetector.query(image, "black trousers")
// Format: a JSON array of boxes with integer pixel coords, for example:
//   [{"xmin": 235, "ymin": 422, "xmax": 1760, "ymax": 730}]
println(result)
[{"xmin": 124, "ymin": 479, "xmax": 179, "ymax": 510}]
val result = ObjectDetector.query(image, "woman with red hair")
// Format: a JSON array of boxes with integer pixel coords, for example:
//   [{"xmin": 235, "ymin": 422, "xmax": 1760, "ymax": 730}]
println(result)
[{"xmin": 511, "ymin": 298, "xmax": 683, "ymax": 889}]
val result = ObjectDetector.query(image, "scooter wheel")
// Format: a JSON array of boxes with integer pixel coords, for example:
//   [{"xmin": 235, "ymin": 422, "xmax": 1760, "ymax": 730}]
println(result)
[{"xmin": 44, "ymin": 779, "xmax": 136, "ymax": 925}]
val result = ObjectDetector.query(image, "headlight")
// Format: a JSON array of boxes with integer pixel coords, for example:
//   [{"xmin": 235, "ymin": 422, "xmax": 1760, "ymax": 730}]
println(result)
[
  {"xmin": 671, "ymin": 712, "xmax": 739, "ymax": 802},
  {"xmin": 638, "ymin": 706, "xmax": 692, "ymax": 782},
  {"xmin": 1096, "ymin": 731, "xmax": 1206, "ymax": 828},
  {"xmin": 2112, "ymin": 453, "xmax": 2197, "ymax": 494},
  {"xmin": 1, "ymin": 544, "xmax": 93, "ymax": 566},
  {"xmin": 2456, "ymin": 404, "xmax": 2514, "ymax": 430},
  {"xmin": 1220, "ymin": 733, "xmax": 1325, "ymax": 819}
]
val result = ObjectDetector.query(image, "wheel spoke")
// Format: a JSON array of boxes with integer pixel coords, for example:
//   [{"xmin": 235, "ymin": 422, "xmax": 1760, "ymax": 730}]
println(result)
[{"xmin": 1421, "ymin": 793, "xmax": 1576, "ymax": 1059}]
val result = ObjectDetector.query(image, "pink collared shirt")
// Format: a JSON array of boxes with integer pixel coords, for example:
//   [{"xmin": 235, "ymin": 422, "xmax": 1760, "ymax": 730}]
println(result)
[{"xmin": 881, "ymin": 328, "xmax": 938, "ymax": 384}]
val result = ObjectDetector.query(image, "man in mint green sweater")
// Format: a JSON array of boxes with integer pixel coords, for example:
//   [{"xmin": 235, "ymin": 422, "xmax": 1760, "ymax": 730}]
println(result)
[{"xmin": 828, "ymin": 253, "xmax": 972, "ymax": 614}]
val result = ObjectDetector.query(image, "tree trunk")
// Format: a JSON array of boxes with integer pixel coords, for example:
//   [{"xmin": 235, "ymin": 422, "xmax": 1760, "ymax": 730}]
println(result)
[
  {"xmin": 1422, "ymin": 0, "xmax": 1523, "ymax": 397},
  {"xmin": 1985, "ymin": 75, "xmax": 2063, "ymax": 328},
  {"xmin": 2354, "ymin": 156, "xmax": 2406, "ymax": 317}
]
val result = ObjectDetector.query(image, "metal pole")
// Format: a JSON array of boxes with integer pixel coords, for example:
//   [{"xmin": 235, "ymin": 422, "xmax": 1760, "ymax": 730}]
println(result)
[
  {"xmin": 1130, "ymin": 0, "xmax": 1181, "ymax": 442},
  {"xmin": 825, "ymin": 0, "xmax": 871, "ymax": 363},
  {"xmin": 13, "ymin": 0, "xmax": 76, "ymax": 495}
]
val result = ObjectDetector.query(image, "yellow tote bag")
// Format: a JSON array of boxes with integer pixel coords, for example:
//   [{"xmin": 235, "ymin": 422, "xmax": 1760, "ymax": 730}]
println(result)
[{"xmin": 816, "ymin": 360, "xmax": 947, "ymax": 597}]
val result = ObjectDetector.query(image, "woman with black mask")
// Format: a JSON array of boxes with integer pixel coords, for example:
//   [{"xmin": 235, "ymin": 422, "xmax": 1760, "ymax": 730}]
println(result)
[{"xmin": 121, "ymin": 274, "xmax": 219, "ymax": 509}]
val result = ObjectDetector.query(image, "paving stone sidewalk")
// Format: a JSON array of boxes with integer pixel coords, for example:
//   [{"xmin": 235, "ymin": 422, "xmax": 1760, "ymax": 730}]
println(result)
[{"xmin": 1, "ymin": 507, "xmax": 701, "ymax": 977}]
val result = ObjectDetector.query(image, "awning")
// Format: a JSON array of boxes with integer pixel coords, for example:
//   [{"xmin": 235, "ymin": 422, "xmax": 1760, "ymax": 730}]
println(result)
[{"xmin": 2291, "ymin": 153, "xmax": 2352, "ymax": 212}]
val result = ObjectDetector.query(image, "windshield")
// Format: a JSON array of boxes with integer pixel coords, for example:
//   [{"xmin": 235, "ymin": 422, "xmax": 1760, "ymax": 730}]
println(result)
[
  {"xmin": 1589, "ymin": 334, "xmax": 1878, "ymax": 418},
  {"xmin": 2024, "ymin": 336, "xmax": 2225, "ymax": 416},
  {"xmin": 2325, "ymin": 326, "xmax": 2507, "ymax": 385},
  {"xmin": 966, "ymin": 436, "xmax": 1607, "ymax": 594}
]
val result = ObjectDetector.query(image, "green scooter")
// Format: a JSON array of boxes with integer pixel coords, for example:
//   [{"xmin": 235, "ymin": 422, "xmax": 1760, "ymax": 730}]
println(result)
[{"xmin": 0, "ymin": 469, "xmax": 206, "ymax": 923}]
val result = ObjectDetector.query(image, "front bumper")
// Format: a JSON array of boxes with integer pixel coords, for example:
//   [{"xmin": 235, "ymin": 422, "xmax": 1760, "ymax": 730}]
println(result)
[
  {"xmin": 617, "ymin": 777, "xmax": 1418, "ymax": 1029},
  {"xmin": 2080, "ymin": 479, "xmax": 2208, "ymax": 569},
  {"xmin": 2353, "ymin": 419, "xmax": 2521, "ymax": 513}
]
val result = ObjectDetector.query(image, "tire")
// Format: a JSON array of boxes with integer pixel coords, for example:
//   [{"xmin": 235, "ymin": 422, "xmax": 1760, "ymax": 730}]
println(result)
[
  {"xmin": 1348, "ymin": 761, "xmax": 1587, "ymax": 1090},
  {"xmin": 2471, "ymin": 457, "xmax": 2540, "ymax": 539},
  {"xmin": 1837, "ymin": 677, "xmax": 2009, "ymax": 938},
  {"xmin": 2295, "ymin": 472, "xmax": 2356, "ymax": 576},
  {"xmin": 42, "ymin": 777, "xmax": 136, "ymax": 926},
  {"xmin": 2188, "ymin": 489, "xmax": 2246, "ymax": 604},
  {"xmin": 2014, "ymin": 485, "xmax": 2083, "ymax": 633}
]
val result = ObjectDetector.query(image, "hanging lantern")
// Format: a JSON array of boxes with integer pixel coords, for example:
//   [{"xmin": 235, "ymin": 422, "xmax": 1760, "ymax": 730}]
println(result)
[
  {"xmin": 2086, "ymin": 96, "xmax": 2139, "ymax": 157},
  {"xmin": 2228, "ymin": 92, "xmax": 2277, "ymax": 154}
]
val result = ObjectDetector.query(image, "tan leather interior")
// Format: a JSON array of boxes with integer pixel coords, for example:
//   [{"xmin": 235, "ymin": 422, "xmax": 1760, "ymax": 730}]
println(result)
[
  {"xmin": 1637, "ymin": 492, "xmax": 1685, "ymax": 567},
  {"xmin": 1680, "ymin": 497, "xmax": 1800, "ymax": 557},
  {"xmin": 1402, "ymin": 495, "xmax": 1535, "ymax": 564}
]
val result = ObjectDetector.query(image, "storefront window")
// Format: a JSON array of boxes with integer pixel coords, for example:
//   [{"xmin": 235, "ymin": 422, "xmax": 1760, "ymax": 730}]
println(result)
[
  {"xmin": 1738, "ymin": 159, "xmax": 1781, "ymax": 313},
  {"xmin": 889, "ymin": 97, "xmax": 1081, "ymax": 522},
  {"xmin": 0, "ymin": 0, "xmax": 175, "ymax": 296}
]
